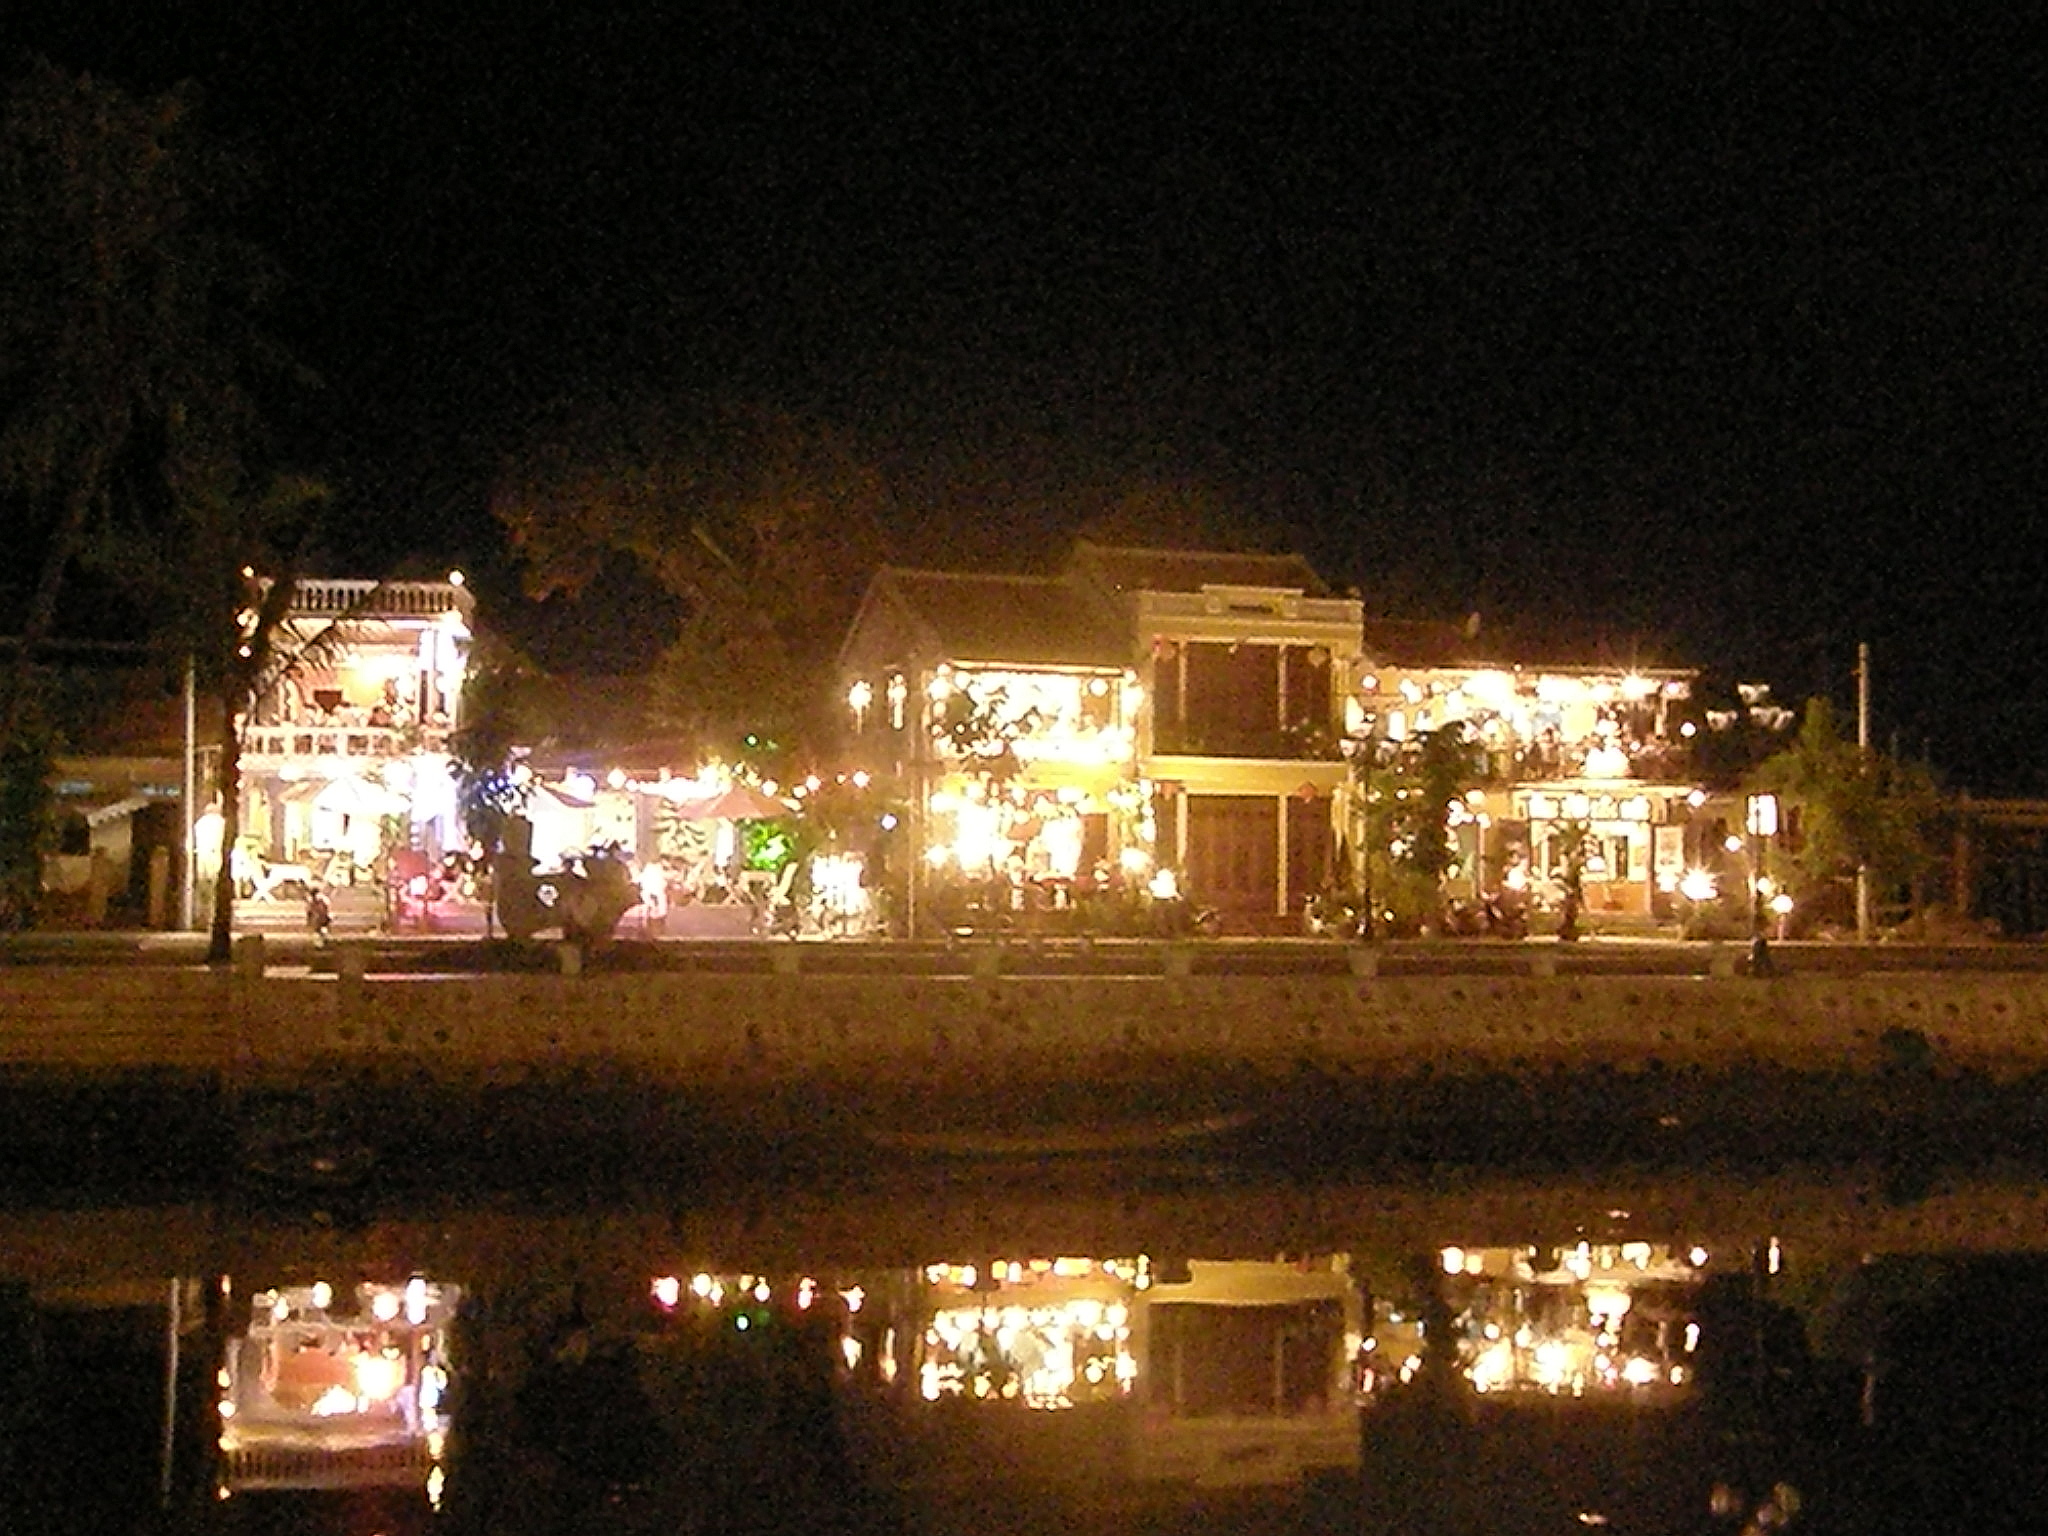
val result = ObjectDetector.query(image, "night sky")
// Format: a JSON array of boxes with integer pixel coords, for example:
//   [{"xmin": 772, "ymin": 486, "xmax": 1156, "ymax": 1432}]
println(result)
[{"xmin": 7, "ymin": 5, "xmax": 2046, "ymax": 789}]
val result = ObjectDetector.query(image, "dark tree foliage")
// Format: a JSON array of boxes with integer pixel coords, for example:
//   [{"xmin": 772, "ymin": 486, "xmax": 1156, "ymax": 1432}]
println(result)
[
  {"xmin": 0, "ymin": 720, "xmax": 55, "ymax": 928},
  {"xmin": 1752, "ymin": 695, "xmax": 1943, "ymax": 927},
  {"xmin": 1, "ymin": 57, "xmax": 322, "ymax": 945},
  {"xmin": 0, "ymin": 58, "xmax": 282, "ymax": 727},
  {"xmin": 493, "ymin": 399, "xmax": 892, "ymax": 767}
]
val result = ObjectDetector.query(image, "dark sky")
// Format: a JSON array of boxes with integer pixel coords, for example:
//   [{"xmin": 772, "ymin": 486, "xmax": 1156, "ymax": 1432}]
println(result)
[{"xmin": 8, "ymin": 5, "xmax": 2047, "ymax": 788}]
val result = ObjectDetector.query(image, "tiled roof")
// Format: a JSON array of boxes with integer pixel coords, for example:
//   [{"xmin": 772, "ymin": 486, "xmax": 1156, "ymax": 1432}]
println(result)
[
  {"xmin": 1069, "ymin": 541, "xmax": 1332, "ymax": 597},
  {"xmin": 854, "ymin": 568, "xmax": 1128, "ymax": 669}
]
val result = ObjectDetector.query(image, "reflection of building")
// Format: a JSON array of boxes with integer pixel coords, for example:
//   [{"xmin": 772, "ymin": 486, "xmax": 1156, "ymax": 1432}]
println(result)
[
  {"xmin": 1344, "ymin": 620, "xmax": 1701, "ymax": 919},
  {"xmin": 237, "ymin": 578, "xmax": 473, "ymax": 887},
  {"xmin": 838, "ymin": 545, "xmax": 1363, "ymax": 933},
  {"xmin": 916, "ymin": 1258, "xmax": 1141, "ymax": 1409},
  {"xmin": 219, "ymin": 1277, "xmax": 459, "ymax": 1498},
  {"xmin": 1410, "ymin": 1242, "xmax": 1705, "ymax": 1400},
  {"xmin": 892, "ymin": 1253, "xmax": 1365, "ymax": 1488},
  {"xmin": 1134, "ymin": 1256, "xmax": 1363, "ymax": 1487}
]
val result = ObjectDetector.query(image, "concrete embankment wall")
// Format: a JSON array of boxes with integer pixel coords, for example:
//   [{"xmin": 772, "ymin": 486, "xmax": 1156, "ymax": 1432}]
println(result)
[{"xmin": 6, "ymin": 962, "xmax": 2048, "ymax": 1083}]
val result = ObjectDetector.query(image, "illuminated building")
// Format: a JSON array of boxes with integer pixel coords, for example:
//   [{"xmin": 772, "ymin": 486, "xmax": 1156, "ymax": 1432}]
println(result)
[
  {"xmin": 837, "ymin": 544, "xmax": 1365, "ymax": 933},
  {"xmin": 234, "ymin": 577, "xmax": 474, "ymax": 891},
  {"xmin": 1343, "ymin": 618, "xmax": 1703, "ymax": 920}
]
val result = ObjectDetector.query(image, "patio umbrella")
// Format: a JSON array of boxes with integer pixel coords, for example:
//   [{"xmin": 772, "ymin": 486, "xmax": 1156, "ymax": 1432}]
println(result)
[{"xmin": 673, "ymin": 784, "xmax": 793, "ymax": 821}]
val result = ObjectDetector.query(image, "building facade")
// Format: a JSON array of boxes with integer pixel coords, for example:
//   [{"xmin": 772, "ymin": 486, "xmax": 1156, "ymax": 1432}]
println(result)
[
  {"xmin": 234, "ymin": 577, "xmax": 473, "ymax": 892},
  {"xmin": 1344, "ymin": 618, "xmax": 1701, "ymax": 921},
  {"xmin": 837, "ymin": 546, "xmax": 1363, "ymax": 934}
]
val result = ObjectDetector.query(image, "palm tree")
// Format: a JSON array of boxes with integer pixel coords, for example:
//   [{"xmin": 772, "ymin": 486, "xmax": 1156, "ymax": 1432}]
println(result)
[{"xmin": 104, "ymin": 469, "xmax": 348, "ymax": 960}]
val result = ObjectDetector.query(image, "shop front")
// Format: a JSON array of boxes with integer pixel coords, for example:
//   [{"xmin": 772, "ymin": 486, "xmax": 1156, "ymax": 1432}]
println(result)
[{"xmin": 1511, "ymin": 784, "xmax": 1697, "ymax": 920}]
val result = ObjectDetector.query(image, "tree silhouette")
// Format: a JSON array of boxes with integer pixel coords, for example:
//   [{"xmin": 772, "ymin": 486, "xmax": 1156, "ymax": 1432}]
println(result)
[
  {"xmin": 1, "ymin": 58, "xmax": 315, "ymax": 941},
  {"xmin": 493, "ymin": 399, "xmax": 891, "ymax": 768},
  {"xmin": 1751, "ymin": 696, "xmax": 1942, "ymax": 928},
  {"xmin": 0, "ymin": 58, "xmax": 279, "ymax": 731}
]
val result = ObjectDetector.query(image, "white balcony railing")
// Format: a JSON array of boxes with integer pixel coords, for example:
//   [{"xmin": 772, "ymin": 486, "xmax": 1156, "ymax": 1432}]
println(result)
[
  {"xmin": 284, "ymin": 578, "xmax": 469, "ymax": 622},
  {"xmin": 242, "ymin": 723, "xmax": 450, "ymax": 762}
]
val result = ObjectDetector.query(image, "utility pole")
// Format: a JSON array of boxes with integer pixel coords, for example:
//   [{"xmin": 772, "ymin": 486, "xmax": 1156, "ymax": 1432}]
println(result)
[
  {"xmin": 1856, "ymin": 642, "xmax": 1872, "ymax": 943},
  {"xmin": 181, "ymin": 656, "xmax": 196, "ymax": 931}
]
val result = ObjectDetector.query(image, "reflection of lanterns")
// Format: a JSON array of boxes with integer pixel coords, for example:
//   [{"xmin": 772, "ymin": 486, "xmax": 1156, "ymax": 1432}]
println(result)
[
  {"xmin": 1746, "ymin": 794, "xmax": 1779, "ymax": 837},
  {"xmin": 353, "ymin": 1351, "xmax": 405, "ymax": 1404},
  {"xmin": 1585, "ymin": 1287, "xmax": 1632, "ymax": 1320}
]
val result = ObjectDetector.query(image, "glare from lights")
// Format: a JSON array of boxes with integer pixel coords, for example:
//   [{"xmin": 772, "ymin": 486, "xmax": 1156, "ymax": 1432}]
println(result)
[{"xmin": 354, "ymin": 1351, "xmax": 405, "ymax": 1403}]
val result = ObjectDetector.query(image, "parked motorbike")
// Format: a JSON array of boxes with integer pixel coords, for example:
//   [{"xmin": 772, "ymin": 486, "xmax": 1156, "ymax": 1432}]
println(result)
[{"xmin": 1445, "ymin": 890, "xmax": 1529, "ymax": 939}]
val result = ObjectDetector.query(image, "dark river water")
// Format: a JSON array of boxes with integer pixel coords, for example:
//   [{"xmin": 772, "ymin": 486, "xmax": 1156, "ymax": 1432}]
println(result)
[
  {"xmin": 8, "ymin": 1194, "xmax": 2048, "ymax": 1536},
  {"xmin": 7, "ymin": 1048, "xmax": 2048, "ymax": 1533}
]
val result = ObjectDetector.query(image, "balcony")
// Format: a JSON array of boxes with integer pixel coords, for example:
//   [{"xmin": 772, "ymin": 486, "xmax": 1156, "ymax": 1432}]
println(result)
[
  {"xmin": 242, "ymin": 720, "xmax": 451, "ymax": 765},
  {"xmin": 1151, "ymin": 721, "xmax": 1340, "ymax": 762},
  {"xmin": 286, "ymin": 577, "xmax": 469, "ymax": 623}
]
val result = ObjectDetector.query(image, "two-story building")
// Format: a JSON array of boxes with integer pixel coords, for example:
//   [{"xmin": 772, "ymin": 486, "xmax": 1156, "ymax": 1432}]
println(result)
[
  {"xmin": 234, "ymin": 577, "xmax": 473, "ymax": 889},
  {"xmin": 837, "ymin": 545, "xmax": 1363, "ymax": 934},
  {"xmin": 1069, "ymin": 543, "xmax": 1364, "ymax": 932},
  {"xmin": 1346, "ymin": 617, "xmax": 1700, "ymax": 919},
  {"xmin": 836, "ymin": 565, "xmax": 1140, "ymax": 933}
]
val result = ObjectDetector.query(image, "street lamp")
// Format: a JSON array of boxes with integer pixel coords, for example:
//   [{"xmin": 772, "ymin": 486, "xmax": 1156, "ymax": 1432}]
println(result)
[
  {"xmin": 1339, "ymin": 734, "xmax": 1374, "ymax": 940},
  {"xmin": 1746, "ymin": 793, "xmax": 1779, "ymax": 975}
]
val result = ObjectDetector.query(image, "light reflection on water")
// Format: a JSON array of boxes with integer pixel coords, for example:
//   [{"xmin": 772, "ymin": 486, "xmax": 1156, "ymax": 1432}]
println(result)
[{"xmin": 12, "ymin": 1223, "xmax": 2048, "ymax": 1533}]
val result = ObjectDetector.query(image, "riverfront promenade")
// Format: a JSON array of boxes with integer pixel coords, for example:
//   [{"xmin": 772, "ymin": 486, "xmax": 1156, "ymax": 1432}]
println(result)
[{"xmin": 7, "ymin": 935, "xmax": 2048, "ymax": 1085}]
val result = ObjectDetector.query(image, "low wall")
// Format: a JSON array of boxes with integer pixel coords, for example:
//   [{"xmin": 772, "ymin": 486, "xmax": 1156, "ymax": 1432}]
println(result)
[{"xmin": 7, "ymin": 959, "xmax": 2048, "ymax": 1084}]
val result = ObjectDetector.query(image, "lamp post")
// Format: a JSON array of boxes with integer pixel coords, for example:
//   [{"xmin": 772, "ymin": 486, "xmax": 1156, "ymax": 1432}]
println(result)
[
  {"xmin": 1339, "ymin": 735, "xmax": 1374, "ymax": 940},
  {"xmin": 1746, "ymin": 792, "xmax": 1779, "ymax": 976}
]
